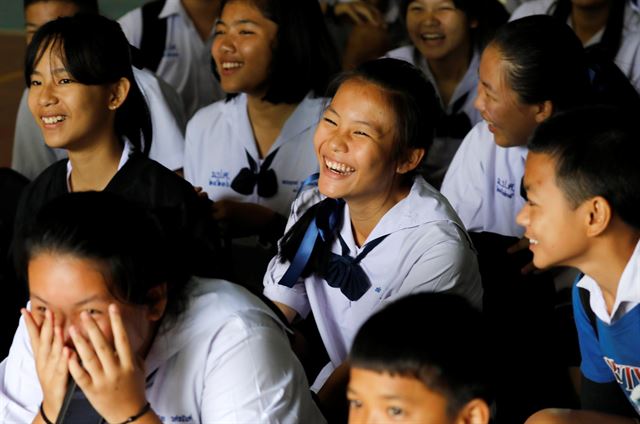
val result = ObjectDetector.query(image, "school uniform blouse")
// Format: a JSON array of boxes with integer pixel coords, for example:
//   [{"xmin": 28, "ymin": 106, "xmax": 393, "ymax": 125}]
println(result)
[
  {"xmin": 263, "ymin": 176, "xmax": 483, "ymax": 389},
  {"xmin": 13, "ymin": 143, "xmax": 219, "ymax": 277},
  {"xmin": 184, "ymin": 93, "xmax": 323, "ymax": 218},
  {"xmin": 0, "ymin": 277, "xmax": 326, "ymax": 424},
  {"xmin": 11, "ymin": 67, "xmax": 186, "ymax": 180},
  {"xmin": 441, "ymin": 121, "xmax": 528, "ymax": 238},
  {"xmin": 384, "ymin": 46, "xmax": 482, "ymax": 188},
  {"xmin": 511, "ymin": 0, "xmax": 640, "ymax": 92},
  {"xmin": 118, "ymin": 0, "xmax": 225, "ymax": 118},
  {"xmin": 573, "ymin": 240, "xmax": 640, "ymax": 414}
]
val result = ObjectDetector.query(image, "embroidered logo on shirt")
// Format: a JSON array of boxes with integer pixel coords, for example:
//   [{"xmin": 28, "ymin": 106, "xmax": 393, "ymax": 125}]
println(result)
[
  {"xmin": 495, "ymin": 177, "xmax": 515, "ymax": 199},
  {"xmin": 209, "ymin": 170, "xmax": 231, "ymax": 187},
  {"xmin": 604, "ymin": 357, "xmax": 640, "ymax": 412},
  {"xmin": 163, "ymin": 44, "xmax": 179, "ymax": 59}
]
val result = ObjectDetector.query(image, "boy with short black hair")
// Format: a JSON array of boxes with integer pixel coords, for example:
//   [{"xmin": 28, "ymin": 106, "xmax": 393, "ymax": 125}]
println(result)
[
  {"xmin": 347, "ymin": 293, "xmax": 492, "ymax": 424},
  {"xmin": 518, "ymin": 105, "xmax": 640, "ymax": 423}
]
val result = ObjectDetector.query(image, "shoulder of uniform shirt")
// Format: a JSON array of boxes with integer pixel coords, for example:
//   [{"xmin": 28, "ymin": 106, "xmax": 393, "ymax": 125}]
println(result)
[
  {"xmin": 186, "ymin": 97, "xmax": 238, "ymax": 131},
  {"xmin": 383, "ymin": 45, "xmax": 414, "ymax": 62},
  {"xmin": 509, "ymin": 0, "xmax": 554, "ymax": 21}
]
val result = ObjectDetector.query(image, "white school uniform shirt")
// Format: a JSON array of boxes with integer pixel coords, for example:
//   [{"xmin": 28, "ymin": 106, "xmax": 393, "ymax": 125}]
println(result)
[
  {"xmin": 118, "ymin": 0, "xmax": 225, "ymax": 118},
  {"xmin": 0, "ymin": 278, "xmax": 326, "ymax": 424},
  {"xmin": 577, "ymin": 240, "xmax": 640, "ymax": 325},
  {"xmin": 263, "ymin": 176, "xmax": 483, "ymax": 390},
  {"xmin": 11, "ymin": 67, "xmax": 185, "ymax": 179},
  {"xmin": 184, "ymin": 93, "xmax": 323, "ymax": 218},
  {"xmin": 384, "ymin": 46, "xmax": 482, "ymax": 188},
  {"xmin": 511, "ymin": 0, "xmax": 640, "ymax": 92},
  {"xmin": 441, "ymin": 121, "xmax": 528, "ymax": 237}
]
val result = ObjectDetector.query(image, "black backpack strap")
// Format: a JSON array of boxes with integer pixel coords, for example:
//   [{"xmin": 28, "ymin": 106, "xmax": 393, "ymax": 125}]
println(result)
[
  {"xmin": 577, "ymin": 275, "xmax": 599, "ymax": 339},
  {"xmin": 140, "ymin": 0, "xmax": 168, "ymax": 72}
]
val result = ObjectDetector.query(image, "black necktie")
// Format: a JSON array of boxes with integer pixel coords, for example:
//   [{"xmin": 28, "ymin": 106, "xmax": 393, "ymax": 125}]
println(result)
[
  {"xmin": 435, "ymin": 92, "xmax": 472, "ymax": 139},
  {"xmin": 231, "ymin": 148, "xmax": 279, "ymax": 198},
  {"xmin": 325, "ymin": 233, "xmax": 389, "ymax": 301}
]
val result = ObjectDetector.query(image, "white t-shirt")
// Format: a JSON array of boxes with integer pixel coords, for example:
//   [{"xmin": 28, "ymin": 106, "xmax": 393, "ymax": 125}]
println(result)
[
  {"xmin": 0, "ymin": 278, "xmax": 326, "ymax": 424},
  {"xmin": 384, "ymin": 45, "xmax": 481, "ymax": 188},
  {"xmin": 511, "ymin": 0, "xmax": 640, "ymax": 92},
  {"xmin": 11, "ymin": 67, "xmax": 186, "ymax": 179},
  {"xmin": 441, "ymin": 121, "xmax": 528, "ymax": 237},
  {"xmin": 118, "ymin": 0, "xmax": 225, "ymax": 118},
  {"xmin": 263, "ymin": 176, "xmax": 483, "ymax": 389}
]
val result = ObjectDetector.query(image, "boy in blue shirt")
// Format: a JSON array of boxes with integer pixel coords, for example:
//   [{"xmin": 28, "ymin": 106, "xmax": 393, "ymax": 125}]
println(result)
[{"xmin": 518, "ymin": 106, "xmax": 640, "ymax": 424}]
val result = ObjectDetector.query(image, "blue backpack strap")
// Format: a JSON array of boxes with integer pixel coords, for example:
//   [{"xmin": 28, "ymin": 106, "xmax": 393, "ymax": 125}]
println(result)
[
  {"xmin": 140, "ymin": 0, "xmax": 168, "ymax": 72},
  {"xmin": 576, "ymin": 273, "xmax": 599, "ymax": 339}
]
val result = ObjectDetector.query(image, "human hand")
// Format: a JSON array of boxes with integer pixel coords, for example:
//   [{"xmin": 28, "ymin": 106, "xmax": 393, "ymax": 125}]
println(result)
[
  {"xmin": 193, "ymin": 186, "xmax": 209, "ymax": 201},
  {"xmin": 67, "ymin": 304, "xmax": 152, "ymax": 424},
  {"xmin": 507, "ymin": 237, "xmax": 537, "ymax": 274},
  {"xmin": 334, "ymin": 1, "xmax": 386, "ymax": 27},
  {"xmin": 22, "ymin": 308, "xmax": 71, "ymax": 423}
]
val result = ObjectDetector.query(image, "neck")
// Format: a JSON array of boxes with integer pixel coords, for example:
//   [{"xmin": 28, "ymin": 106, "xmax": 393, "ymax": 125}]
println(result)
[
  {"xmin": 181, "ymin": 0, "xmax": 221, "ymax": 40},
  {"xmin": 577, "ymin": 226, "xmax": 640, "ymax": 314},
  {"xmin": 67, "ymin": 134, "xmax": 123, "ymax": 192},
  {"xmin": 571, "ymin": 2, "xmax": 611, "ymax": 45},
  {"xmin": 347, "ymin": 178, "xmax": 411, "ymax": 247},
  {"xmin": 426, "ymin": 41, "xmax": 472, "ymax": 105},
  {"xmin": 246, "ymin": 94, "xmax": 297, "ymax": 157}
]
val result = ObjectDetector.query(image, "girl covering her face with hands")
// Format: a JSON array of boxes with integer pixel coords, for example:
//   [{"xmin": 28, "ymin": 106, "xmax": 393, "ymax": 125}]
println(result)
[{"xmin": 1, "ymin": 191, "xmax": 325, "ymax": 424}]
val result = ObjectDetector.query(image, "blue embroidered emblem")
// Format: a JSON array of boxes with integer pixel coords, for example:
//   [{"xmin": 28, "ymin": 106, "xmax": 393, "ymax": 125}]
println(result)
[
  {"xmin": 209, "ymin": 170, "xmax": 231, "ymax": 188},
  {"xmin": 496, "ymin": 177, "xmax": 515, "ymax": 199}
]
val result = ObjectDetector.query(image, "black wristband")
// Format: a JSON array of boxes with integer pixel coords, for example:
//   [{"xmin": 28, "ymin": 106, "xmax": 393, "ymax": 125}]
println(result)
[
  {"xmin": 109, "ymin": 402, "xmax": 152, "ymax": 424},
  {"xmin": 39, "ymin": 403, "xmax": 54, "ymax": 424}
]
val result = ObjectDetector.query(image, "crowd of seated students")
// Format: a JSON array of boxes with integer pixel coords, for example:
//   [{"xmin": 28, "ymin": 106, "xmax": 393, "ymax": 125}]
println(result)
[{"xmin": 2, "ymin": 0, "xmax": 640, "ymax": 423}]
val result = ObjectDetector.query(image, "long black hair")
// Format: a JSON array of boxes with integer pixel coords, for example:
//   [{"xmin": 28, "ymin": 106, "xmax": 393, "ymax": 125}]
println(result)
[{"xmin": 25, "ymin": 13, "xmax": 152, "ymax": 154}]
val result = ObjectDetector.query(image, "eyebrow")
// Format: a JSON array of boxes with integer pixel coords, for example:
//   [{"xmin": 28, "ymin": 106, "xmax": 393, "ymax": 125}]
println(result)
[
  {"xmin": 326, "ymin": 106, "xmax": 385, "ymax": 137},
  {"xmin": 215, "ymin": 18, "xmax": 260, "ymax": 26},
  {"xmin": 30, "ymin": 293, "xmax": 110, "ymax": 307},
  {"xmin": 30, "ymin": 67, "xmax": 69, "ymax": 77}
]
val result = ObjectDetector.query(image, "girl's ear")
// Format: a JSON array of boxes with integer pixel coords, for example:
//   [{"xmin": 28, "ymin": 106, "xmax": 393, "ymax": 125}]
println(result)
[
  {"xmin": 396, "ymin": 148, "xmax": 425, "ymax": 175},
  {"xmin": 145, "ymin": 283, "xmax": 168, "ymax": 322},
  {"xmin": 108, "ymin": 77, "xmax": 130, "ymax": 111}
]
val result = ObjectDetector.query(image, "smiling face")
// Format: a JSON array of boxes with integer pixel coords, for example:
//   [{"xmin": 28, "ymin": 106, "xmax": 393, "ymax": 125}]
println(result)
[
  {"xmin": 406, "ymin": 0, "xmax": 474, "ymax": 64},
  {"xmin": 516, "ymin": 152, "xmax": 590, "ymax": 269},
  {"xmin": 314, "ymin": 79, "xmax": 421, "ymax": 208},
  {"xmin": 211, "ymin": 0, "xmax": 278, "ymax": 97},
  {"xmin": 28, "ymin": 252, "xmax": 161, "ymax": 356},
  {"xmin": 474, "ymin": 45, "xmax": 544, "ymax": 148},
  {"xmin": 348, "ymin": 368, "xmax": 456, "ymax": 424},
  {"xmin": 27, "ymin": 43, "xmax": 121, "ymax": 151},
  {"xmin": 25, "ymin": 1, "xmax": 80, "ymax": 45}
]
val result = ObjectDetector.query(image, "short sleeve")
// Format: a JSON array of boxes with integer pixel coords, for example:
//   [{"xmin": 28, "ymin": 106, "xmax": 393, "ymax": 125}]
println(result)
[
  {"xmin": 440, "ymin": 123, "xmax": 487, "ymax": 232},
  {"xmin": 200, "ymin": 314, "xmax": 325, "ymax": 424},
  {"xmin": 572, "ymin": 284, "xmax": 615, "ymax": 383}
]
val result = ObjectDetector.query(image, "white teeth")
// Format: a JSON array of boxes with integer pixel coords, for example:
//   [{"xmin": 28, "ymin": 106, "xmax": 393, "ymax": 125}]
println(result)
[
  {"xmin": 529, "ymin": 239, "xmax": 539, "ymax": 245},
  {"xmin": 42, "ymin": 115, "xmax": 65, "ymax": 124},
  {"xmin": 325, "ymin": 158, "xmax": 355, "ymax": 175},
  {"xmin": 222, "ymin": 62, "xmax": 242, "ymax": 69},
  {"xmin": 421, "ymin": 33, "xmax": 444, "ymax": 40}
]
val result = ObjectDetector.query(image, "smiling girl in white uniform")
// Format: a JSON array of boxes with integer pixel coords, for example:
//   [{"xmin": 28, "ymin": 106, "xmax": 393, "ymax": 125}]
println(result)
[
  {"xmin": 184, "ymin": 0, "xmax": 339, "ymax": 288},
  {"xmin": 263, "ymin": 58, "xmax": 483, "ymax": 420},
  {"xmin": 384, "ymin": 0, "xmax": 507, "ymax": 188},
  {"xmin": 1, "ymin": 191, "xmax": 325, "ymax": 424}
]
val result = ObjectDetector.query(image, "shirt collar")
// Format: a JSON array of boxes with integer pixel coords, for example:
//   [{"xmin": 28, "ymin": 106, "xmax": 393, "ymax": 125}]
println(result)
[
  {"xmin": 65, "ymin": 139, "xmax": 133, "ymax": 192},
  {"xmin": 577, "ymin": 239, "xmax": 640, "ymax": 323},
  {"xmin": 158, "ymin": 0, "xmax": 182, "ymax": 19},
  {"xmin": 339, "ymin": 176, "xmax": 466, "ymax": 248}
]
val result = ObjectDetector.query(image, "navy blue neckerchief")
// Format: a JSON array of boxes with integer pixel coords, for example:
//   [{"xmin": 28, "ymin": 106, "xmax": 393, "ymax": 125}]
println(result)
[
  {"xmin": 277, "ymin": 197, "xmax": 388, "ymax": 301},
  {"xmin": 231, "ymin": 148, "xmax": 279, "ymax": 198}
]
